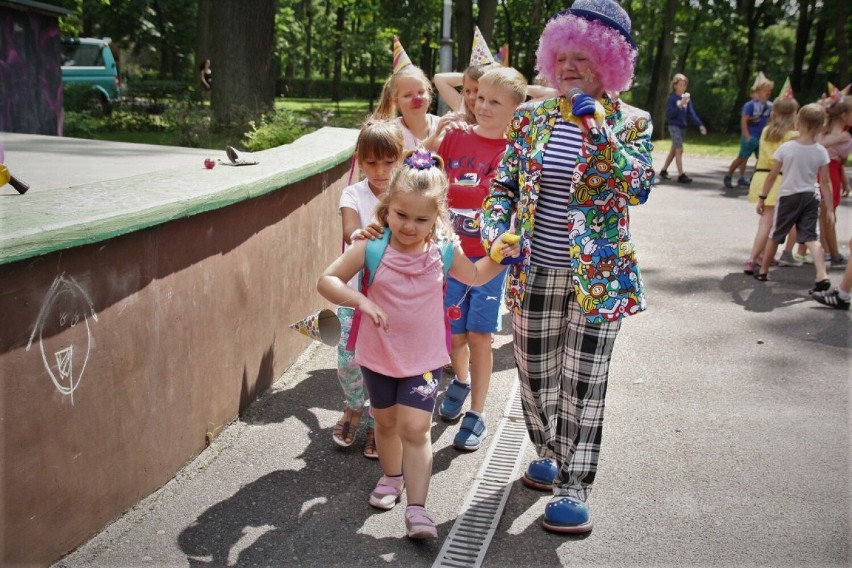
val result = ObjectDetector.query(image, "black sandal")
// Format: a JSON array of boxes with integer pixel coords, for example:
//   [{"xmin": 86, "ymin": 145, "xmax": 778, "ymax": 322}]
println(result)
[{"xmin": 754, "ymin": 273, "xmax": 769, "ymax": 282}]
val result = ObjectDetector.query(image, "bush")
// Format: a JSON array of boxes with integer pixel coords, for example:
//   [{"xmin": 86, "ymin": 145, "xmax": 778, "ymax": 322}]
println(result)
[
  {"xmin": 242, "ymin": 109, "xmax": 307, "ymax": 151},
  {"xmin": 162, "ymin": 106, "xmax": 214, "ymax": 148}
]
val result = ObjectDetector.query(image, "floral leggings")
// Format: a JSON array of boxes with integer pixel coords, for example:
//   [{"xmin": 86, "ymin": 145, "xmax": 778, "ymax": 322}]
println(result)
[{"xmin": 337, "ymin": 307, "xmax": 373, "ymax": 428}]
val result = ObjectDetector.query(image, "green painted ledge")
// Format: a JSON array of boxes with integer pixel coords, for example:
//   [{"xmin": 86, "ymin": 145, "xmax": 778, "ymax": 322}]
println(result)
[{"xmin": 0, "ymin": 127, "xmax": 358, "ymax": 266}]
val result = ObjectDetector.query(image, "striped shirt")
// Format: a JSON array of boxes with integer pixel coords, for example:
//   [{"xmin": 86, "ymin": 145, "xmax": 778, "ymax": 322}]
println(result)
[{"xmin": 530, "ymin": 119, "xmax": 583, "ymax": 268}]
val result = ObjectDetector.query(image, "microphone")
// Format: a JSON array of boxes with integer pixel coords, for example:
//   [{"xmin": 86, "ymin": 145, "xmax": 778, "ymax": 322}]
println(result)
[{"xmin": 566, "ymin": 88, "xmax": 600, "ymax": 137}]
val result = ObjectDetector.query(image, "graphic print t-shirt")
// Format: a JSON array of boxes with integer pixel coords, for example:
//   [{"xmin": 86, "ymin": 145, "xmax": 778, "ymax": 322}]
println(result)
[{"xmin": 438, "ymin": 129, "xmax": 507, "ymax": 257}]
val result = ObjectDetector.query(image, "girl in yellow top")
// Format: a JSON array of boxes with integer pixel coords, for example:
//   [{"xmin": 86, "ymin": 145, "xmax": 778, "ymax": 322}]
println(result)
[{"xmin": 743, "ymin": 97, "xmax": 799, "ymax": 274}]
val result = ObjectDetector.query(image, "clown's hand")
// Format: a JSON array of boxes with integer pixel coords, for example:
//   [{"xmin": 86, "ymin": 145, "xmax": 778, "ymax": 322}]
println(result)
[
  {"xmin": 489, "ymin": 232, "xmax": 523, "ymax": 265},
  {"xmin": 571, "ymin": 93, "xmax": 597, "ymax": 118}
]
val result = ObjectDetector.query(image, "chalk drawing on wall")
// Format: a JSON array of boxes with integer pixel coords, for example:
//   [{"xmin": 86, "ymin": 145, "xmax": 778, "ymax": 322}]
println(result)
[{"xmin": 26, "ymin": 274, "xmax": 98, "ymax": 403}]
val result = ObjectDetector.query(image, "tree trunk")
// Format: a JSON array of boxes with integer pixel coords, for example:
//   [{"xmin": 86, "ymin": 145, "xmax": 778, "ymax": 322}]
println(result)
[
  {"xmin": 303, "ymin": 0, "xmax": 313, "ymax": 78},
  {"xmin": 834, "ymin": 0, "xmax": 849, "ymax": 87},
  {"xmin": 727, "ymin": 0, "xmax": 764, "ymax": 127},
  {"xmin": 331, "ymin": 6, "xmax": 345, "ymax": 102},
  {"xmin": 195, "ymin": 0, "xmax": 212, "ymax": 74},
  {"xmin": 804, "ymin": 17, "xmax": 825, "ymax": 91},
  {"xmin": 477, "ymin": 0, "xmax": 498, "ymax": 43},
  {"xmin": 521, "ymin": 0, "xmax": 543, "ymax": 82},
  {"xmin": 791, "ymin": 0, "xmax": 812, "ymax": 93},
  {"xmin": 211, "ymin": 0, "xmax": 276, "ymax": 127},
  {"xmin": 455, "ymin": 0, "xmax": 474, "ymax": 71},
  {"xmin": 648, "ymin": 0, "xmax": 676, "ymax": 139}
]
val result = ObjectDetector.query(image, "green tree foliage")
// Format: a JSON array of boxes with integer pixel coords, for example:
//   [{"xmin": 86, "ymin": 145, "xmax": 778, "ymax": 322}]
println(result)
[{"xmin": 56, "ymin": 0, "xmax": 850, "ymax": 133}]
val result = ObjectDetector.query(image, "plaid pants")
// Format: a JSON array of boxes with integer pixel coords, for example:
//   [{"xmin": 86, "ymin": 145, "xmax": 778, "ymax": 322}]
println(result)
[{"xmin": 512, "ymin": 266, "xmax": 621, "ymax": 502}]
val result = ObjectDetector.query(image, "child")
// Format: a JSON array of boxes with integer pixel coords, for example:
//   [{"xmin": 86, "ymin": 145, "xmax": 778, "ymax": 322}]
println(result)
[
  {"xmin": 659, "ymin": 73, "xmax": 706, "ymax": 183},
  {"xmin": 333, "ymin": 120, "xmax": 404, "ymax": 458},
  {"xmin": 817, "ymin": 98, "xmax": 852, "ymax": 269},
  {"xmin": 743, "ymin": 96, "xmax": 799, "ymax": 274},
  {"xmin": 316, "ymin": 149, "xmax": 520, "ymax": 539},
  {"xmin": 433, "ymin": 27, "xmax": 555, "ymax": 124},
  {"xmin": 428, "ymin": 67, "xmax": 527, "ymax": 452},
  {"xmin": 724, "ymin": 72, "xmax": 774, "ymax": 188},
  {"xmin": 754, "ymin": 103, "xmax": 834, "ymax": 292},
  {"xmin": 812, "ymin": 237, "xmax": 852, "ymax": 310},
  {"xmin": 372, "ymin": 37, "xmax": 440, "ymax": 151}
]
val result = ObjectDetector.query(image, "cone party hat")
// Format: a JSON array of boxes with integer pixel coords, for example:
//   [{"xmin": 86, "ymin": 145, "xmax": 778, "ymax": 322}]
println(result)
[
  {"xmin": 469, "ymin": 27, "xmax": 496, "ymax": 66},
  {"xmin": 289, "ymin": 308, "xmax": 342, "ymax": 346},
  {"xmin": 392, "ymin": 36, "xmax": 414, "ymax": 74},
  {"xmin": 778, "ymin": 77, "xmax": 794, "ymax": 100}
]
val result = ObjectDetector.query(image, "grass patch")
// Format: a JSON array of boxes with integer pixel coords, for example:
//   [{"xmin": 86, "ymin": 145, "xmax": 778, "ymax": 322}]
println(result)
[
  {"xmin": 651, "ymin": 132, "xmax": 740, "ymax": 159},
  {"xmin": 275, "ymin": 98, "xmax": 372, "ymax": 129}
]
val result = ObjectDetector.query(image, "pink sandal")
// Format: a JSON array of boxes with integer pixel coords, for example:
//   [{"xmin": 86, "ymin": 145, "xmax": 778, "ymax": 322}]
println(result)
[
  {"xmin": 369, "ymin": 475, "xmax": 404, "ymax": 510},
  {"xmin": 405, "ymin": 505, "xmax": 437, "ymax": 539}
]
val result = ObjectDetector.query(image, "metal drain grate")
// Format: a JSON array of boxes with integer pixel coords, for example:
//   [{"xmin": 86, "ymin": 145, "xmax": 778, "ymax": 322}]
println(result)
[{"xmin": 433, "ymin": 382, "xmax": 528, "ymax": 568}]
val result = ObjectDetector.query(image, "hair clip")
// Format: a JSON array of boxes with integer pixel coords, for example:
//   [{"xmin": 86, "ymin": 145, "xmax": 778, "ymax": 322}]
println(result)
[{"xmin": 404, "ymin": 149, "xmax": 435, "ymax": 170}]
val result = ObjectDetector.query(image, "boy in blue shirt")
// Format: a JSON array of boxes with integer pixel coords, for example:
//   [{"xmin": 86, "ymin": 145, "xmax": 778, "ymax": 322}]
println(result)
[{"xmin": 724, "ymin": 72, "xmax": 774, "ymax": 188}]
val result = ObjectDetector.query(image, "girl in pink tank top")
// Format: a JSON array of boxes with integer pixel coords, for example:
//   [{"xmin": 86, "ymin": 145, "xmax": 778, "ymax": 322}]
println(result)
[{"xmin": 317, "ymin": 149, "xmax": 520, "ymax": 540}]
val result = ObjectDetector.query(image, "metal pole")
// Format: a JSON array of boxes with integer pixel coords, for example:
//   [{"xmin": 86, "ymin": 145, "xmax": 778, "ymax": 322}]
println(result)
[{"xmin": 438, "ymin": 0, "xmax": 453, "ymax": 115}]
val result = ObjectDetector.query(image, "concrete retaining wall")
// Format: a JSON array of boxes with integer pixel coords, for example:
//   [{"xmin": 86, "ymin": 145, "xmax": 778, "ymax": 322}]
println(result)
[{"xmin": 0, "ymin": 128, "xmax": 357, "ymax": 566}]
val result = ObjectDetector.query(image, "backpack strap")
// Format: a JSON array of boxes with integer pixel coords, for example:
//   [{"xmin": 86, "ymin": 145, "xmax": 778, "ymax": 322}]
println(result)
[{"xmin": 346, "ymin": 229, "xmax": 391, "ymax": 352}]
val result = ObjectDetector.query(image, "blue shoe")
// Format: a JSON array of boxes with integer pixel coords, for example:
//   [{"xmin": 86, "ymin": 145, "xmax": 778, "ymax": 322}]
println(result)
[
  {"xmin": 438, "ymin": 378, "xmax": 470, "ymax": 421},
  {"xmin": 453, "ymin": 412, "xmax": 487, "ymax": 451},
  {"xmin": 542, "ymin": 496, "xmax": 593, "ymax": 534},
  {"xmin": 737, "ymin": 176, "xmax": 750, "ymax": 187},
  {"xmin": 521, "ymin": 458, "xmax": 558, "ymax": 491}
]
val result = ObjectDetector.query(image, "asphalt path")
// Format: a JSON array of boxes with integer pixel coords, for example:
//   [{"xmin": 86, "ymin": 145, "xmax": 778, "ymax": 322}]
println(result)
[{"xmin": 54, "ymin": 153, "xmax": 850, "ymax": 568}]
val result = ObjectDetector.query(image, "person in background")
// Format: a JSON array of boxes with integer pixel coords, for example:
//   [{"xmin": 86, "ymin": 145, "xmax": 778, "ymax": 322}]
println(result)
[
  {"xmin": 724, "ymin": 72, "xmax": 774, "ymax": 188},
  {"xmin": 659, "ymin": 73, "xmax": 706, "ymax": 184},
  {"xmin": 372, "ymin": 37, "xmax": 440, "ymax": 151},
  {"xmin": 333, "ymin": 120, "xmax": 404, "ymax": 459},
  {"xmin": 480, "ymin": 0, "xmax": 654, "ymax": 534},
  {"xmin": 199, "ymin": 59, "xmax": 212, "ymax": 98},
  {"xmin": 816, "ymin": 96, "xmax": 851, "ymax": 270},
  {"xmin": 434, "ymin": 27, "xmax": 556, "ymax": 124},
  {"xmin": 754, "ymin": 103, "xmax": 834, "ymax": 294},
  {"xmin": 743, "ymin": 93, "xmax": 799, "ymax": 274}
]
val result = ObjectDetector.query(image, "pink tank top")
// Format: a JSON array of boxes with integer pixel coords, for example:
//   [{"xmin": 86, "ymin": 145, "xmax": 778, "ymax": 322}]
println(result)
[{"xmin": 354, "ymin": 244, "xmax": 450, "ymax": 377}]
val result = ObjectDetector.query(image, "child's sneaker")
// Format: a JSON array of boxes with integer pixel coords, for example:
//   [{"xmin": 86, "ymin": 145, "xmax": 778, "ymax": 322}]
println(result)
[
  {"xmin": 677, "ymin": 173, "xmax": 693, "ymax": 183},
  {"xmin": 777, "ymin": 251, "xmax": 803, "ymax": 267},
  {"xmin": 811, "ymin": 289, "xmax": 851, "ymax": 310},
  {"xmin": 829, "ymin": 255, "xmax": 847, "ymax": 270},
  {"xmin": 369, "ymin": 475, "xmax": 404, "ymax": 510},
  {"xmin": 737, "ymin": 176, "xmax": 750, "ymax": 187},
  {"xmin": 809, "ymin": 279, "xmax": 831, "ymax": 294},
  {"xmin": 405, "ymin": 505, "xmax": 437, "ymax": 539},
  {"xmin": 438, "ymin": 377, "xmax": 470, "ymax": 421},
  {"xmin": 723, "ymin": 176, "xmax": 733, "ymax": 188},
  {"xmin": 792, "ymin": 250, "xmax": 813, "ymax": 264},
  {"xmin": 659, "ymin": 169, "xmax": 670, "ymax": 180}
]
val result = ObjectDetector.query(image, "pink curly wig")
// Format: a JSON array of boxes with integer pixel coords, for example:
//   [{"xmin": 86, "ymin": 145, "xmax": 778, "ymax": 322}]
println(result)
[{"xmin": 536, "ymin": 13, "xmax": 637, "ymax": 94}]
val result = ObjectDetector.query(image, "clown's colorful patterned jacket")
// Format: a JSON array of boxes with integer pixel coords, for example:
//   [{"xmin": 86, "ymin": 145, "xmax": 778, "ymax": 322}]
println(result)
[{"xmin": 481, "ymin": 93, "xmax": 654, "ymax": 323}]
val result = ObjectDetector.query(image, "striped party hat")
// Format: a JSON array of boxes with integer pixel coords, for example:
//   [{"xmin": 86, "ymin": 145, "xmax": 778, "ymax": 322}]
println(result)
[{"xmin": 392, "ymin": 36, "xmax": 414, "ymax": 73}]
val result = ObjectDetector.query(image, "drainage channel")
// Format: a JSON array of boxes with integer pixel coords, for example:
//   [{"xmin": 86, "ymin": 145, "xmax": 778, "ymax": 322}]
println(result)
[{"xmin": 432, "ymin": 382, "xmax": 528, "ymax": 568}]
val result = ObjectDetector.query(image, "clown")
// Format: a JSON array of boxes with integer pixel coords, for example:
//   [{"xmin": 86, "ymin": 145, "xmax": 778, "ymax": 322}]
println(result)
[{"xmin": 480, "ymin": 0, "xmax": 654, "ymax": 535}]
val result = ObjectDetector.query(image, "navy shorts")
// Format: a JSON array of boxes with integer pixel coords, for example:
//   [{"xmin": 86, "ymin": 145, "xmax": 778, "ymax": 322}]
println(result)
[{"xmin": 361, "ymin": 366, "xmax": 442, "ymax": 413}]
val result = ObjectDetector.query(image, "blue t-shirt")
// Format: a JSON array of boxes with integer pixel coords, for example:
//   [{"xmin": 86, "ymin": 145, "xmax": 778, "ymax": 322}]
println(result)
[{"xmin": 742, "ymin": 99, "xmax": 772, "ymax": 138}]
